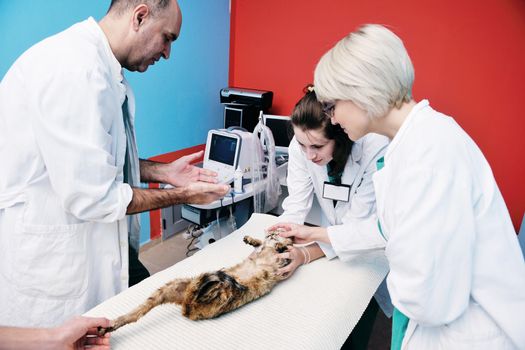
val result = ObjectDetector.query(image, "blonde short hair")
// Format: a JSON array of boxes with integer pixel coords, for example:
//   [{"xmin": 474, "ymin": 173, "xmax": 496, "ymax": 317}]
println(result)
[{"xmin": 314, "ymin": 24, "xmax": 414, "ymax": 118}]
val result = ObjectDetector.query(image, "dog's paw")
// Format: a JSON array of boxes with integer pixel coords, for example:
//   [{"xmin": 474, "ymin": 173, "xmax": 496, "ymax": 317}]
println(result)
[
  {"xmin": 243, "ymin": 235, "xmax": 262, "ymax": 247},
  {"xmin": 97, "ymin": 326, "xmax": 113, "ymax": 336}
]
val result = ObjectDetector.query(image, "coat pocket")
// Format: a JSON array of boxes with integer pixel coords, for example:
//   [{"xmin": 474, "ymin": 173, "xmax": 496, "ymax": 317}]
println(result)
[{"xmin": 12, "ymin": 218, "xmax": 90, "ymax": 300}]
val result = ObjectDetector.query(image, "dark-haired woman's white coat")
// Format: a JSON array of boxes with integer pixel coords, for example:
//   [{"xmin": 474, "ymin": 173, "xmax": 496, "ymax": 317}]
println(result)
[{"xmin": 280, "ymin": 132, "xmax": 392, "ymax": 315}]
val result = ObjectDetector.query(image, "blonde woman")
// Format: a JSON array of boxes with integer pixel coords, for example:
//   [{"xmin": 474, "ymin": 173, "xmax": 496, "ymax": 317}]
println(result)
[{"xmin": 293, "ymin": 24, "xmax": 525, "ymax": 349}]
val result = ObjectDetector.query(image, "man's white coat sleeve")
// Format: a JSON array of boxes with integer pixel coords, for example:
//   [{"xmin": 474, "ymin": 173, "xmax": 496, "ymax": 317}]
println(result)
[{"xmin": 33, "ymin": 68, "xmax": 132, "ymax": 223}]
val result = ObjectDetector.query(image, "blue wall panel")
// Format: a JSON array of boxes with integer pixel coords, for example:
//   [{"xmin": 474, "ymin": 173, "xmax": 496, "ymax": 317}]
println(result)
[{"xmin": 0, "ymin": 0, "xmax": 230, "ymax": 245}]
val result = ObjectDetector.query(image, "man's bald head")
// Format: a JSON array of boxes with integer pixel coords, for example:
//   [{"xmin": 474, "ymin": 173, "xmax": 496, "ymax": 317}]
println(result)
[{"xmin": 108, "ymin": 0, "xmax": 171, "ymax": 17}]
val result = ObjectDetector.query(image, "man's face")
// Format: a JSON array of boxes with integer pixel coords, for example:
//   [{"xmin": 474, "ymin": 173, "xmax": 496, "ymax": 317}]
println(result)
[{"xmin": 125, "ymin": 1, "xmax": 182, "ymax": 72}]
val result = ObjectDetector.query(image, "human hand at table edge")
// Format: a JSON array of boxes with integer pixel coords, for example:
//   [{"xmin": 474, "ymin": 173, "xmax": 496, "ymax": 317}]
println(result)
[
  {"xmin": 267, "ymin": 222, "xmax": 330, "ymax": 245},
  {"xmin": 55, "ymin": 316, "xmax": 111, "ymax": 350},
  {"xmin": 0, "ymin": 316, "xmax": 111, "ymax": 350}
]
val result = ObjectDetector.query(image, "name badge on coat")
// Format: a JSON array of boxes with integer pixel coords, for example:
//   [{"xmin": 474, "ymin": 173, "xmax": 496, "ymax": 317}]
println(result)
[{"xmin": 322, "ymin": 181, "xmax": 350, "ymax": 202}]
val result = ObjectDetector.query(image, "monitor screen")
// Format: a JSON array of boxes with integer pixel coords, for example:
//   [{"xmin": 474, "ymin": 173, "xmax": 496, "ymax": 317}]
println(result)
[
  {"xmin": 264, "ymin": 115, "xmax": 291, "ymax": 148},
  {"xmin": 208, "ymin": 133, "xmax": 238, "ymax": 166},
  {"xmin": 224, "ymin": 106, "xmax": 242, "ymax": 128}
]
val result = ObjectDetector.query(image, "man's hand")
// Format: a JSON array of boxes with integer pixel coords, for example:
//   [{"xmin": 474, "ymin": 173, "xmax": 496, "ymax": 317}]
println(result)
[
  {"xmin": 164, "ymin": 151, "xmax": 218, "ymax": 187},
  {"xmin": 185, "ymin": 182, "xmax": 230, "ymax": 204},
  {"xmin": 128, "ymin": 183, "xmax": 230, "ymax": 214}
]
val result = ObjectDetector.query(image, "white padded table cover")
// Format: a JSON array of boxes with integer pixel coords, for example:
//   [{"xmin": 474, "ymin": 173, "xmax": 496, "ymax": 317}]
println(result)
[{"xmin": 85, "ymin": 213, "xmax": 389, "ymax": 349}]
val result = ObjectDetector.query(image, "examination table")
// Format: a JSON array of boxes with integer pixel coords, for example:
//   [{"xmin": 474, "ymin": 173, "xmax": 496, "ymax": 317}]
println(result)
[{"xmin": 85, "ymin": 213, "xmax": 388, "ymax": 349}]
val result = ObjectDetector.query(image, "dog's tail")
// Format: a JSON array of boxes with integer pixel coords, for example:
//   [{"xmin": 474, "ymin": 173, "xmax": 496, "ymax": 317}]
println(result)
[{"xmin": 98, "ymin": 278, "xmax": 191, "ymax": 335}]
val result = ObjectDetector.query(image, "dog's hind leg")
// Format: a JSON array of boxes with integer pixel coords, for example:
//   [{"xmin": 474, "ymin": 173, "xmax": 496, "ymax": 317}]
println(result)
[{"xmin": 98, "ymin": 278, "xmax": 190, "ymax": 335}]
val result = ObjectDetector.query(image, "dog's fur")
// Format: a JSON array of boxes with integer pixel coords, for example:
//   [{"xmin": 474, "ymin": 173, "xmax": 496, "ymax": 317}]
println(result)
[{"xmin": 98, "ymin": 231, "xmax": 292, "ymax": 335}]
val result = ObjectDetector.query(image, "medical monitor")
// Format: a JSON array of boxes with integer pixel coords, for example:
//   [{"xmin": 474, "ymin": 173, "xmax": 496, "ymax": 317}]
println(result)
[
  {"xmin": 224, "ymin": 104, "xmax": 259, "ymax": 132},
  {"xmin": 263, "ymin": 114, "xmax": 291, "ymax": 154},
  {"xmin": 203, "ymin": 130, "xmax": 241, "ymax": 183},
  {"xmin": 224, "ymin": 106, "xmax": 243, "ymax": 129},
  {"xmin": 209, "ymin": 133, "xmax": 238, "ymax": 166}
]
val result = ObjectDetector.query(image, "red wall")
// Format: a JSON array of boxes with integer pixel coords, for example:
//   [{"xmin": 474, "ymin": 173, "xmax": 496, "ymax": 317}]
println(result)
[{"xmin": 229, "ymin": 0, "xmax": 525, "ymax": 230}]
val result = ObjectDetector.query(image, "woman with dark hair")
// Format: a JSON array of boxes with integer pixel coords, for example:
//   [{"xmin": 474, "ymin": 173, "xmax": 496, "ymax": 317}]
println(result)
[{"xmin": 268, "ymin": 85, "xmax": 390, "ymax": 349}]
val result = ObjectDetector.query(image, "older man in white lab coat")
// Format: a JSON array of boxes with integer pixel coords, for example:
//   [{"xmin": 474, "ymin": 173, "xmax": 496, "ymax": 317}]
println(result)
[{"xmin": 0, "ymin": 0, "xmax": 229, "ymax": 328}]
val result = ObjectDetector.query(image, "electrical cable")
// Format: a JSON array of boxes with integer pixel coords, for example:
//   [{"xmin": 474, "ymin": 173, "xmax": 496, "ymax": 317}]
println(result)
[
  {"xmin": 185, "ymin": 224, "xmax": 203, "ymax": 257},
  {"xmin": 228, "ymin": 192, "xmax": 237, "ymax": 231},
  {"xmin": 216, "ymin": 198, "xmax": 223, "ymax": 239}
]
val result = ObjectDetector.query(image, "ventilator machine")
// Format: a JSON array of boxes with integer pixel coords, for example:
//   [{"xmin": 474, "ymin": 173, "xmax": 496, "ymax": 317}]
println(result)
[{"xmin": 181, "ymin": 112, "xmax": 283, "ymax": 252}]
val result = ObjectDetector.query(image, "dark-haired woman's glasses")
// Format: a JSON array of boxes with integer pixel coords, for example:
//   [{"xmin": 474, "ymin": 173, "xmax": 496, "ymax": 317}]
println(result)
[{"xmin": 322, "ymin": 102, "xmax": 336, "ymax": 119}]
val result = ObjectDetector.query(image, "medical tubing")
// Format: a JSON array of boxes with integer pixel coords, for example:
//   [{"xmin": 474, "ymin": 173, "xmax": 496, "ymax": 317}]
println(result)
[
  {"xmin": 228, "ymin": 195, "xmax": 237, "ymax": 232},
  {"xmin": 251, "ymin": 123, "xmax": 264, "ymax": 213},
  {"xmin": 217, "ymin": 200, "xmax": 222, "ymax": 239},
  {"xmin": 251, "ymin": 112, "xmax": 281, "ymax": 213}
]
